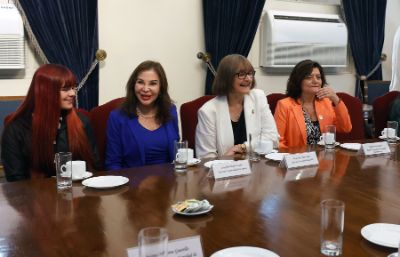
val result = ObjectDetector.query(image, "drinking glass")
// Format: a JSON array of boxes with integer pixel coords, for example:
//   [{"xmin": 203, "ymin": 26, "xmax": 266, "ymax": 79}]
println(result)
[
  {"xmin": 174, "ymin": 140, "xmax": 188, "ymax": 171},
  {"xmin": 248, "ymin": 133, "xmax": 260, "ymax": 162},
  {"xmin": 321, "ymin": 199, "xmax": 345, "ymax": 256},
  {"xmin": 386, "ymin": 121, "xmax": 398, "ymax": 143},
  {"xmin": 323, "ymin": 125, "xmax": 336, "ymax": 150},
  {"xmin": 54, "ymin": 152, "xmax": 72, "ymax": 190},
  {"xmin": 138, "ymin": 227, "xmax": 168, "ymax": 257}
]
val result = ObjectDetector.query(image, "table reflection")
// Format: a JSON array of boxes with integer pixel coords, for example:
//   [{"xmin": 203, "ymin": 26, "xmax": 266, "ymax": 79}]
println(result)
[{"xmin": 0, "ymin": 144, "xmax": 399, "ymax": 256}]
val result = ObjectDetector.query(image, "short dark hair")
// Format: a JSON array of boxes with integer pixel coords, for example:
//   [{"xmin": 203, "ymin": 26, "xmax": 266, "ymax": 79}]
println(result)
[
  {"xmin": 212, "ymin": 54, "xmax": 256, "ymax": 96},
  {"xmin": 286, "ymin": 59, "xmax": 327, "ymax": 99},
  {"xmin": 122, "ymin": 60, "xmax": 172, "ymax": 124}
]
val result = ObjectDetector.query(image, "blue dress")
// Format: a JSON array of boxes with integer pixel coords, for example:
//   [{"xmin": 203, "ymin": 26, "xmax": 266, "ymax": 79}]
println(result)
[
  {"xmin": 138, "ymin": 122, "xmax": 169, "ymax": 165},
  {"xmin": 105, "ymin": 105, "xmax": 179, "ymax": 170}
]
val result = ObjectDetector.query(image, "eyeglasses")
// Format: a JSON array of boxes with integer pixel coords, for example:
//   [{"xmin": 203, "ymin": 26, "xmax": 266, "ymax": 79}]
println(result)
[
  {"xmin": 60, "ymin": 86, "xmax": 77, "ymax": 92},
  {"xmin": 235, "ymin": 71, "xmax": 256, "ymax": 79}
]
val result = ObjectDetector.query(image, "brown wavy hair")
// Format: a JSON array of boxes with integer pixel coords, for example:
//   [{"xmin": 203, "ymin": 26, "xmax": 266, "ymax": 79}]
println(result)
[
  {"xmin": 121, "ymin": 60, "xmax": 173, "ymax": 124},
  {"xmin": 212, "ymin": 54, "xmax": 256, "ymax": 96},
  {"xmin": 286, "ymin": 59, "xmax": 327, "ymax": 99}
]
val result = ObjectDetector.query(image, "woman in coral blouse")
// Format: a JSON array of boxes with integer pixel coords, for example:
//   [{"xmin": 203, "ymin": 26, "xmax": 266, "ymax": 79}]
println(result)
[{"xmin": 274, "ymin": 59, "xmax": 352, "ymax": 148}]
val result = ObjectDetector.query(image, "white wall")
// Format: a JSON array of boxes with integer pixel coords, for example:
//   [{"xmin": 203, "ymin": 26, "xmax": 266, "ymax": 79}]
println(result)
[
  {"xmin": 98, "ymin": 0, "xmax": 400, "ymax": 102},
  {"xmin": 98, "ymin": 0, "xmax": 357, "ymax": 105},
  {"xmin": 98, "ymin": 0, "xmax": 205, "ymax": 107},
  {"xmin": 1, "ymin": 0, "xmax": 399, "ymax": 105}
]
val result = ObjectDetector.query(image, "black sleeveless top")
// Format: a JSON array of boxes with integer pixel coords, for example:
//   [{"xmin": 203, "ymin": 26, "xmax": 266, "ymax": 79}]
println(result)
[{"xmin": 231, "ymin": 110, "xmax": 247, "ymax": 145}]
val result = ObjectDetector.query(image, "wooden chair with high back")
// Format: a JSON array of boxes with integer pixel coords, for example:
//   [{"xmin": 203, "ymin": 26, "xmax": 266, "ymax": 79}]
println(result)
[
  {"xmin": 180, "ymin": 95, "xmax": 215, "ymax": 150},
  {"xmin": 372, "ymin": 91, "xmax": 400, "ymax": 138},
  {"xmin": 267, "ymin": 93, "xmax": 286, "ymax": 115},
  {"xmin": 89, "ymin": 97, "xmax": 125, "ymax": 169},
  {"xmin": 336, "ymin": 92, "xmax": 365, "ymax": 141}
]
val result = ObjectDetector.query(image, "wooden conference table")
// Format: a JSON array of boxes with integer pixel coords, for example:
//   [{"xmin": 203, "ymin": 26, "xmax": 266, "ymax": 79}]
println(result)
[{"xmin": 0, "ymin": 143, "xmax": 400, "ymax": 257}]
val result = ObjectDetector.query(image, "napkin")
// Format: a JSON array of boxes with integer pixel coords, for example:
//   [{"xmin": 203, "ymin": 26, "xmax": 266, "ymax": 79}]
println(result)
[{"xmin": 172, "ymin": 199, "xmax": 211, "ymax": 213}]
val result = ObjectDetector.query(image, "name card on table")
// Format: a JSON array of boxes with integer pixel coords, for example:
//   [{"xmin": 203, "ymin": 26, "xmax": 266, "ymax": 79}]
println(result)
[
  {"xmin": 281, "ymin": 152, "xmax": 319, "ymax": 169},
  {"xmin": 360, "ymin": 142, "xmax": 391, "ymax": 156},
  {"xmin": 210, "ymin": 160, "xmax": 251, "ymax": 180},
  {"xmin": 127, "ymin": 235, "xmax": 203, "ymax": 257}
]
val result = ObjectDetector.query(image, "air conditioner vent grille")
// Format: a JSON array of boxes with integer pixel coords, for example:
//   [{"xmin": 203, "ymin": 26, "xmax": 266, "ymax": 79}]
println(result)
[
  {"xmin": 274, "ymin": 15, "xmax": 340, "ymax": 23},
  {"xmin": 0, "ymin": 35, "xmax": 24, "ymax": 69},
  {"xmin": 266, "ymin": 43, "xmax": 347, "ymax": 67}
]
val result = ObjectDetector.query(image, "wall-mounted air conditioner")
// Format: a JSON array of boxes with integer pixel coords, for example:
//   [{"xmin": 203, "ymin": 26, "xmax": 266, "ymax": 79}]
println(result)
[
  {"xmin": 0, "ymin": 3, "xmax": 24, "ymax": 69},
  {"xmin": 260, "ymin": 10, "xmax": 348, "ymax": 68}
]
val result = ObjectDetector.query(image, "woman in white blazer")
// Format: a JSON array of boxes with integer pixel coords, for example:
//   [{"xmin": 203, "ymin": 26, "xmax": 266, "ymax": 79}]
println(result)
[{"xmin": 195, "ymin": 54, "xmax": 279, "ymax": 158}]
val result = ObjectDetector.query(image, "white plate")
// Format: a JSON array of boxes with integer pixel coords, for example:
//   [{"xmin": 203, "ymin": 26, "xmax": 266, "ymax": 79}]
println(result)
[
  {"xmin": 187, "ymin": 158, "xmax": 201, "ymax": 166},
  {"xmin": 204, "ymin": 160, "xmax": 234, "ymax": 168},
  {"xmin": 72, "ymin": 171, "xmax": 93, "ymax": 181},
  {"xmin": 379, "ymin": 135, "xmax": 400, "ymax": 141},
  {"xmin": 172, "ymin": 205, "xmax": 214, "ymax": 216},
  {"xmin": 265, "ymin": 152, "xmax": 289, "ymax": 162},
  {"xmin": 82, "ymin": 175, "xmax": 129, "ymax": 189},
  {"xmin": 256, "ymin": 149, "xmax": 278, "ymax": 155},
  {"xmin": 361, "ymin": 223, "xmax": 400, "ymax": 248},
  {"xmin": 317, "ymin": 141, "xmax": 340, "ymax": 147},
  {"xmin": 211, "ymin": 246, "xmax": 279, "ymax": 257},
  {"xmin": 340, "ymin": 143, "xmax": 361, "ymax": 151}
]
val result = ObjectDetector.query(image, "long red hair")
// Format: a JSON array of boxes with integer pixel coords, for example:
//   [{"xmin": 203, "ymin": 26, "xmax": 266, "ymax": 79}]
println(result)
[{"xmin": 6, "ymin": 64, "xmax": 95, "ymax": 177}]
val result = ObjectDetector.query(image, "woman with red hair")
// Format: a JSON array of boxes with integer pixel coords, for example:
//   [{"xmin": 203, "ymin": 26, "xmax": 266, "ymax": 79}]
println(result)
[{"xmin": 1, "ymin": 64, "xmax": 99, "ymax": 182}]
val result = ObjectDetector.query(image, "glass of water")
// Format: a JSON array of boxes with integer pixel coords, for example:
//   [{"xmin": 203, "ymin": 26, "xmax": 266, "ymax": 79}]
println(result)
[
  {"xmin": 138, "ymin": 227, "xmax": 168, "ymax": 257},
  {"xmin": 320, "ymin": 199, "xmax": 345, "ymax": 256},
  {"xmin": 54, "ymin": 152, "xmax": 72, "ymax": 190}
]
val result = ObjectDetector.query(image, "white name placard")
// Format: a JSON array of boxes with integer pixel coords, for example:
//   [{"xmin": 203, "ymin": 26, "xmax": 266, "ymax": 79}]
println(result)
[
  {"xmin": 361, "ymin": 142, "xmax": 391, "ymax": 156},
  {"xmin": 211, "ymin": 160, "xmax": 251, "ymax": 180},
  {"xmin": 282, "ymin": 152, "xmax": 319, "ymax": 169},
  {"xmin": 127, "ymin": 235, "xmax": 203, "ymax": 257}
]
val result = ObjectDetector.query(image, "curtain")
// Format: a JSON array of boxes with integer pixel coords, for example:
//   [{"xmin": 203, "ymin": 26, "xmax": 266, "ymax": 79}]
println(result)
[
  {"xmin": 203, "ymin": 0, "xmax": 266, "ymax": 95},
  {"xmin": 342, "ymin": 0, "xmax": 387, "ymax": 100},
  {"xmin": 16, "ymin": 0, "xmax": 99, "ymax": 110}
]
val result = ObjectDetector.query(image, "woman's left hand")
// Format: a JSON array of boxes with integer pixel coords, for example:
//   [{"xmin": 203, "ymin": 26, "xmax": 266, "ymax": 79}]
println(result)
[
  {"xmin": 225, "ymin": 144, "xmax": 247, "ymax": 156},
  {"xmin": 316, "ymin": 86, "xmax": 340, "ymax": 105}
]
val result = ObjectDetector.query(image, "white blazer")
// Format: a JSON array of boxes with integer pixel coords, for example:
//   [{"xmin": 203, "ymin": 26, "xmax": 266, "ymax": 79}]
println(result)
[{"xmin": 195, "ymin": 89, "xmax": 279, "ymax": 158}]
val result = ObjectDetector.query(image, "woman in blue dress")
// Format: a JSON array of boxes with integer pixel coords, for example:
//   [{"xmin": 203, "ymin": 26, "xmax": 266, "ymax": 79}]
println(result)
[{"xmin": 105, "ymin": 61, "xmax": 179, "ymax": 170}]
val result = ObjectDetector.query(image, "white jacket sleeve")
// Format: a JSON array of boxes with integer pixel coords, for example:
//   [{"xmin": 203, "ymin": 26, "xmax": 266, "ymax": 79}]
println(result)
[
  {"xmin": 195, "ymin": 107, "xmax": 218, "ymax": 159},
  {"xmin": 257, "ymin": 90, "xmax": 280, "ymax": 147}
]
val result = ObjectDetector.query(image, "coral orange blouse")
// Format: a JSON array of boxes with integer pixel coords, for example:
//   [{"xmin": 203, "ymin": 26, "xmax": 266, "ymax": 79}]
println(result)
[{"xmin": 274, "ymin": 97, "xmax": 352, "ymax": 148}]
